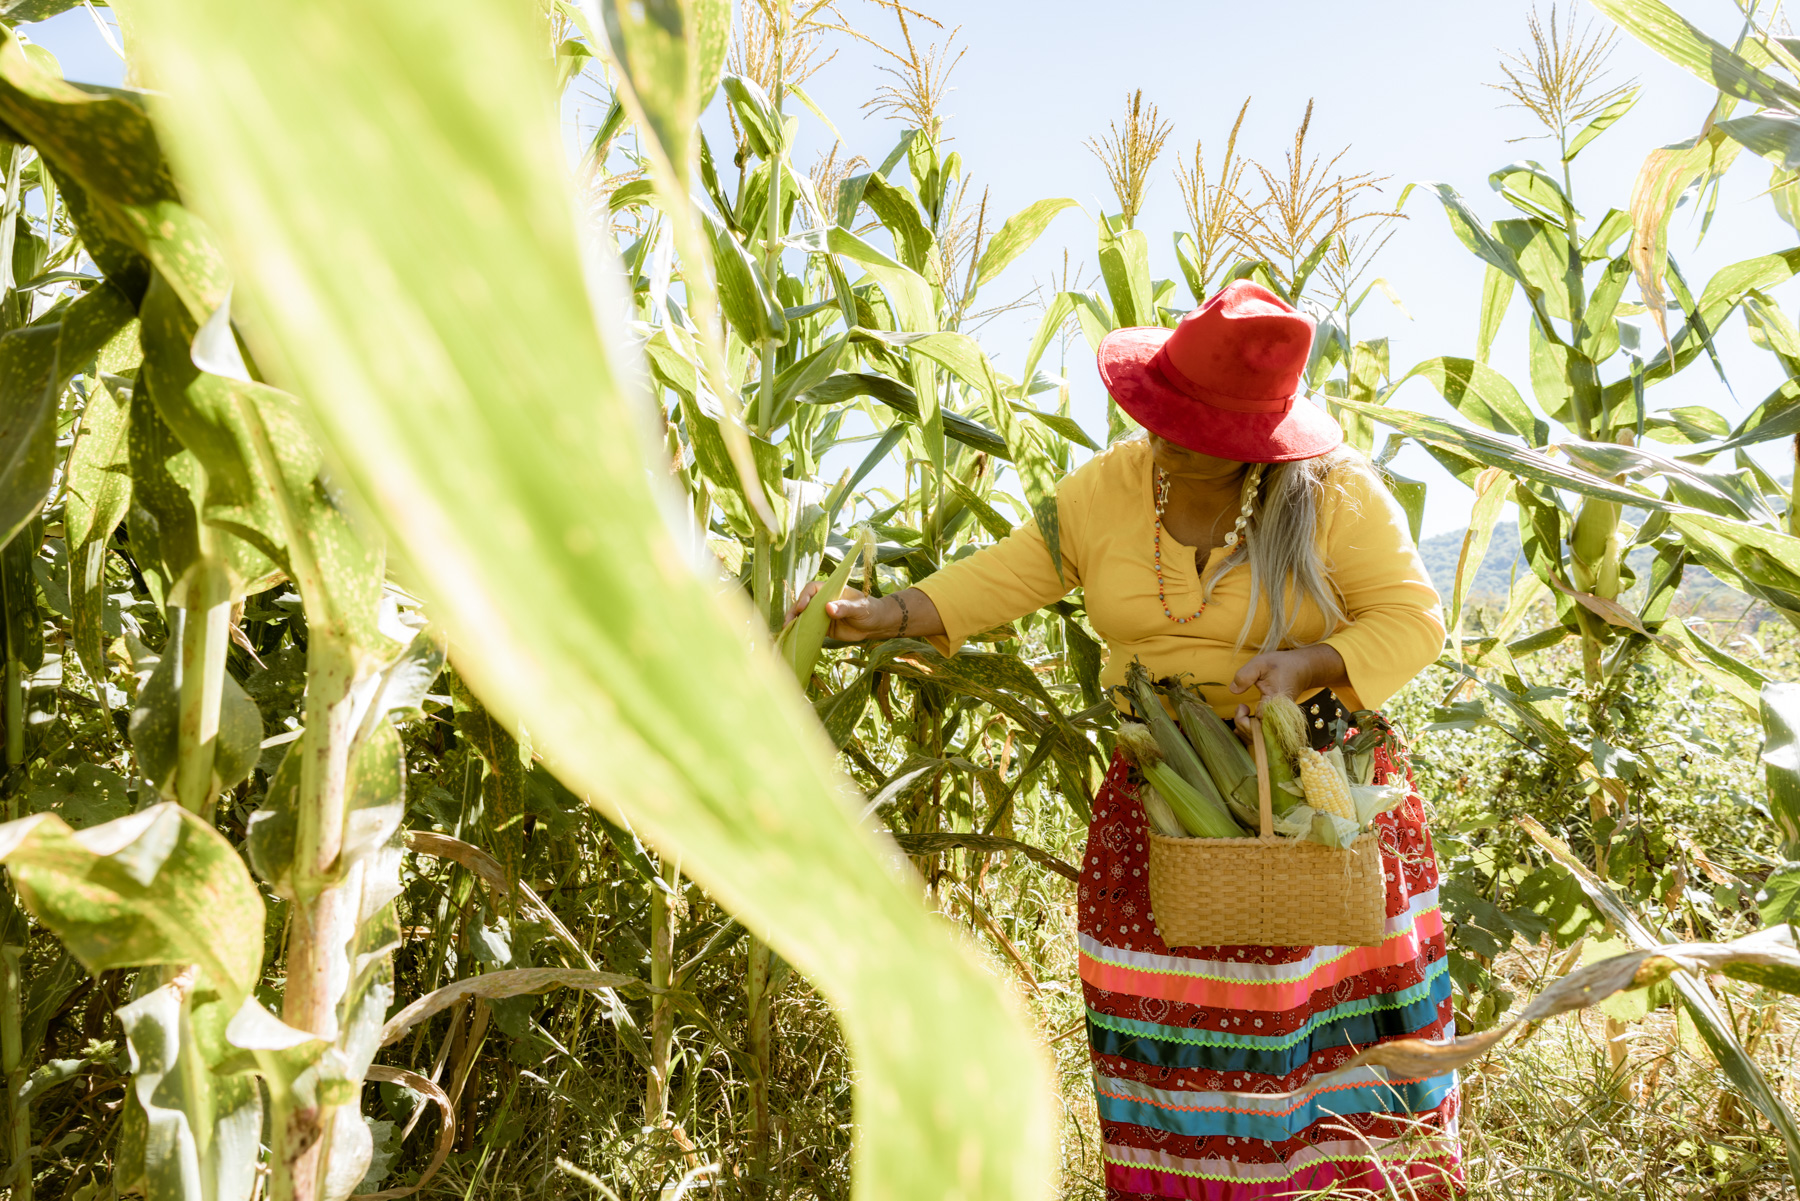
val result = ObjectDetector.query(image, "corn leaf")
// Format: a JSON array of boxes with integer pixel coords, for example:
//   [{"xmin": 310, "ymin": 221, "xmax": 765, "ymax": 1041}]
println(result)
[
  {"xmin": 1391, "ymin": 356, "xmax": 1546, "ymax": 444},
  {"xmin": 779, "ymin": 525, "xmax": 873, "ymax": 686},
  {"xmin": 702, "ymin": 208, "xmax": 786, "ymax": 348},
  {"xmin": 861, "ymin": 173, "xmax": 935, "ymax": 276},
  {"xmin": 1334, "ymin": 397, "xmax": 1681, "ymax": 512},
  {"xmin": 119, "ymin": 973, "xmax": 263, "ymax": 1201},
  {"xmin": 0, "ymin": 804, "xmax": 265, "ymax": 1007},
  {"xmin": 975, "ymin": 198, "xmax": 1077, "ymax": 292},
  {"xmin": 1763, "ymin": 682, "xmax": 1800, "ymax": 857},
  {"xmin": 66, "ymin": 368, "xmax": 133, "ymax": 678},
  {"xmin": 1591, "ymin": 0, "xmax": 1800, "ymax": 111},
  {"xmin": 1096, "ymin": 218, "xmax": 1153, "ymax": 328},
  {"xmin": 1022, "ymin": 291, "xmax": 1077, "ymax": 386},
  {"xmin": 1625, "ymin": 129, "xmax": 1741, "ymax": 353},
  {"xmin": 1450, "ymin": 468, "xmax": 1511, "ymax": 660},
  {"xmin": 1402, "ymin": 181, "xmax": 1553, "ymax": 331},
  {"xmin": 0, "ymin": 284, "xmax": 134, "ymax": 550},
  {"xmin": 1718, "ymin": 110, "xmax": 1800, "ymax": 170},
  {"xmin": 850, "ymin": 328, "xmax": 1063, "ymax": 580},
  {"xmin": 796, "ymin": 371, "xmax": 1010, "ymax": 461},
  {"xmin": 595, "ymin": 0, "xmax": 732, "ymax": 191},
  {"xmin": 131, "ymin": 6, "xmax": 1056, "ymax": 1201},
  {"xmin": 1565, "ymin": 87, "xmax": 1640, "ymax": 161}
]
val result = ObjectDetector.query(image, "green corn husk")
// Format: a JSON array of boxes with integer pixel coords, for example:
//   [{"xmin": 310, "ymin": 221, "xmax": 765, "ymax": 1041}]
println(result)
[
  {"xmin": 1115, "ymin": 721, "xmax": 1245, "ymax": 839},
  {"xmin": 1170, "ymin": 683, "xmax": 1265, "ymax": 821},
  {"xmin": 1141, "ymin": 782, "xmax": 1189, "ymax": 838},
  {"xmin": 1143, "ymin": 761, "xmax": 1246, "ymax": 839},
  {"xmin": 1126, "ymin": 663, "xmax": 1228, "ymax": 810},
  {"xmin": 1255, "ymin": 694, "xmax": 1305, "ymax": 807}
]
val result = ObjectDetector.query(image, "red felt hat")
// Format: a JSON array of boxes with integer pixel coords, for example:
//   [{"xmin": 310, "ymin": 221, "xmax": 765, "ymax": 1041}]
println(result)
[{"xmin": 1096, "ymin": 281, "xmax": 1342, "ymax": 463}]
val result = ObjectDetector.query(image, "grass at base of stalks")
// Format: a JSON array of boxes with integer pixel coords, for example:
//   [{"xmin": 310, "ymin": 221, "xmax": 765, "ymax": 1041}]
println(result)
[{"xmin": 1455, "ymin": 961, "xmax": 1800, "ymax": 1200}]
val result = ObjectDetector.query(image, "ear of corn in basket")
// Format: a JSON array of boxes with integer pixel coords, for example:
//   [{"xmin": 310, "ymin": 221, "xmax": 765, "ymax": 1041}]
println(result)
[
  {"xmin": 1261, "ymin": 696, "xmax": 1356, "ymax": 819},
  {"xmin": 1168, "ymin": 681, "xmax": 1271, "ymax": 824},
  {"xmin": 1124, "ymin": 664, "xmax": 1238, "ymax": 816},
  {"xmin": 1261, "ymin": 695, "xmax": 1382, "ymax": 846},
  {"xmin": 1114, "ymin": 719, "xmax": 1245, "ymax": 839},
  {"xmin": 1114, "ymin": 666, "xmax": 1403, "ymax": 845}
]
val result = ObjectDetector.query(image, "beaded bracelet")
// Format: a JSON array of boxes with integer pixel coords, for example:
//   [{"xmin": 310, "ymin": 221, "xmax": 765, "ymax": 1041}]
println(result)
[{"xmin": 894, "ymin": 591, "xmax": 911, "ymax": 637}]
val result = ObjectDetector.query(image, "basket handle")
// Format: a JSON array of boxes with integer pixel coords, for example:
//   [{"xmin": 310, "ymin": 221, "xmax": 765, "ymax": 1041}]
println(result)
[{"xmin": 1249, "ymin": 714, "xmax": 1273, "ymax": 839}]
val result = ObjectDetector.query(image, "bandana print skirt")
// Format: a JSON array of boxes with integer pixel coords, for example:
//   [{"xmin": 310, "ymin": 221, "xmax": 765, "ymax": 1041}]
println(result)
[{"xmin": 1078, "ymin": 746, "xmax": 1464, "ymax": 1200}]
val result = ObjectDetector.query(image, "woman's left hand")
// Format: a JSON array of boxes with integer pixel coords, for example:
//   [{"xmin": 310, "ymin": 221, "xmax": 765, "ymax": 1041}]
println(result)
[
  {"xmin": 1229, "ymin": 644, "xmax": 1349, "ymax": 744},
  {"xmin": 1229, "ymin": 643, "xmax": 1347, "ymax": 703}
]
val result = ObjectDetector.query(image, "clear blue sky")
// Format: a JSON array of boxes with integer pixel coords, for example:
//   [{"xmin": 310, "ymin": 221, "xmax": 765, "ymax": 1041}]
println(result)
[{"xmin": 32, "ymin": 2, "xmax": 1800, "ymax": 538}]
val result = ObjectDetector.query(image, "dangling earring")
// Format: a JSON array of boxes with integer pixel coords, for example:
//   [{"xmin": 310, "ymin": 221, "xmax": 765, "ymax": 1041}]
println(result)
[{"xmin": 1221, "ymin": 463, "xmax": 1263, "ymax": 549}]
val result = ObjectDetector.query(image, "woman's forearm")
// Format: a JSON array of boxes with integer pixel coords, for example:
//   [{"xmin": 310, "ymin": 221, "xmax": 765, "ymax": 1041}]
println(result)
[
  {"xmin": 1294, "ymin": 642, "xmax": 1348, "ymax": 693},
  {"xmin": 870, "ymin": 588, "xmax": 944, "ymax": 640}
]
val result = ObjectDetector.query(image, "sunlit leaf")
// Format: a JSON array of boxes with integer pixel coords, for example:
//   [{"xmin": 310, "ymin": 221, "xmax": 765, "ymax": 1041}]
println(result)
[
  {"xmin": 1392, "ymin": 356, "xmax": 1546, "ymax": 444},
  {"xmin": 133, "ymin": 6, "xmax": 1056, "ymax": 1200},
  {"xmin": 974, "ymin": 198, "xmax": 1077, "ymax": 292},
  {"xmin": 0, "ymin": 804, "xmax": 264, "ymax": 1005}
]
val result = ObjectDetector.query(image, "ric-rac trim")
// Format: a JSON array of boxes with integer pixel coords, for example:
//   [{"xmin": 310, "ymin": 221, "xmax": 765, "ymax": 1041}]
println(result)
[{"xmin": 1088, "ymin": 954, "xmax": 1450, "ymax": 1051}]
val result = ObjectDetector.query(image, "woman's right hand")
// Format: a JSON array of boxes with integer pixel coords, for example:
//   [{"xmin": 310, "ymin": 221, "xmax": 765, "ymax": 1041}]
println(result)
[{"xmin": 785, "ymin": 583, "xmax": 895, "ymax": 643}]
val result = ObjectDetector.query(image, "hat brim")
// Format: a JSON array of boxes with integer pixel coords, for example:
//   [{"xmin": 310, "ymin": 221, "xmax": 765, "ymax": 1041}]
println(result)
[{"xmin": 1097, "ymin": 326, "xmax": 1343, "ymax": 463}]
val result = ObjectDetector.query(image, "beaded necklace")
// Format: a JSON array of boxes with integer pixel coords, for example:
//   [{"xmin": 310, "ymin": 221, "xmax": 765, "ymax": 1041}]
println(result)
[{"xmin": 1152, "ymin": 463, "xmax": 1263, "ymax": 625}]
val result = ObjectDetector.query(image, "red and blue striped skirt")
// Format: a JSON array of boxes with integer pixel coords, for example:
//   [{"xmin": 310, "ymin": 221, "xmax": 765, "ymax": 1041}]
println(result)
[{"xmin": 1078, "ymin": 750, "xmax": 1463, "ymax": 1200}]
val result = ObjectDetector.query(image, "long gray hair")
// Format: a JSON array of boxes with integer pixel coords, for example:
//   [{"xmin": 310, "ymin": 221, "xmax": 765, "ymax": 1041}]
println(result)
[{"xmin": 1198, "ymin": 445, "xmax": 1365, "ymax": 653}]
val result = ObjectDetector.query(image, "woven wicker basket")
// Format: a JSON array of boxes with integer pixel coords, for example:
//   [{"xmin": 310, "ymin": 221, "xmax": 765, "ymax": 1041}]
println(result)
[{"xmin": 1145, "ymin": 719, "xmax": 1387, "ymax": 949}]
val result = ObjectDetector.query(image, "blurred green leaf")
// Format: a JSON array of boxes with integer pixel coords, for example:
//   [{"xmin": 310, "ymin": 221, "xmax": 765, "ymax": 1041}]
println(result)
[
  {"xmin": 595, "ymin": 0, "xmax": 732, "ymax": 190},
  {"xmin": 134, "ymin": 5, "xmax": 1056, "ymax": 1200}
]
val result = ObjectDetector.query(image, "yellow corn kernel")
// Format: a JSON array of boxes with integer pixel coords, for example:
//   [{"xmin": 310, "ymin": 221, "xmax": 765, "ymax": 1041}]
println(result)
[{"xmin": 1297, "ymin": 751, "xmax": 1356, "ymax": 821}]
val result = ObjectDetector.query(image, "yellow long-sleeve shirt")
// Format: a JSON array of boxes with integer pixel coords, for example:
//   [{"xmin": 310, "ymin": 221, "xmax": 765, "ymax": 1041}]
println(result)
[{"xmin": 914, "ymin": 439, "xmax": 1444, "ymax": 715}]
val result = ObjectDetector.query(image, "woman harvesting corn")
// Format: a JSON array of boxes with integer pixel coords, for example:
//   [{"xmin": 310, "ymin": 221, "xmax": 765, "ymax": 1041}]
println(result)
[{"xmin": 793, "ymin": 282, "xmax": 1458, "ymax": 1199}]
